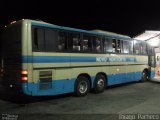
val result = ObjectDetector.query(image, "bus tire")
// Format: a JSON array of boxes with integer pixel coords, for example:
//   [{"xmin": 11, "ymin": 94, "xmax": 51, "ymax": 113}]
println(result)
[
  {"xmin": 140, "ymin": 70, "xmax": 148, "ymax": 82},
  {"xmin": 93, "ymin": 74, "xmax": 106, "ymax": 93},
  {"xmin": 74, "ymin": 76, "xmax": 90, "ymax": 97}
]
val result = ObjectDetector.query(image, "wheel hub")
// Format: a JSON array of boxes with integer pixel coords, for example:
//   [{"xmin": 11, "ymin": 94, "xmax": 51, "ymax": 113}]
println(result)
[
  {"xmin": 79, "ymin": 81, "xmax": 87, "ymax": 93},
  {"xmin": 97, "ymin": 79, "xmax": 104, "ymax": 87}
]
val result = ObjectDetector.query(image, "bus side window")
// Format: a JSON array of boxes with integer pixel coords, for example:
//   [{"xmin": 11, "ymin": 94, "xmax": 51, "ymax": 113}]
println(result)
[
  {"xmin": 82, "ymin": 34, "xmax": 92, "ymax": 52},
  {"xmin": 33, "ymin": 28, "xmax": 45, "ymax": 51},
  {"xmin": 45, "ymin": 29, "xmax": 58, "ymax": 51},
  {"xmin": 134, "ymin": 41, "xmax": 141, "ymax": 54},
  {"xmin": 58, "ymin": 31, "xmax": 67, "ymax": 51},
  {"xmin": 123, "ymin": 41, "xmax": 129, "ymax": 53},
  {"xmin": 68, "ymin": 32, "xmax": 81, "ymax": 51},
  {"xmin": 112, "ymin": 39, "xmax": 116, "ymax": 53},
  {"xmin": 104, "ymin": 37, "xmax": 112, "ymax": 53},
  {"xmin": 141, "ymin": 42, "xmax": 147, "ymax": 54},
  {"xmin": 116, "ymin": 40, "xmax": 121, "ymax": 53},
  {"xmin": 93, "ymin": 36, "xmax": 102, "ymax": 53},
  {"xmin": 129, "ymin": 41, "xmax": 133, "ymax": 54}
]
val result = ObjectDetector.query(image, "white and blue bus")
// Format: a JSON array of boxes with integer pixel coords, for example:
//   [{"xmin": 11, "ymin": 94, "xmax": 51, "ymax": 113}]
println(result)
[{"xmin": 0, "ymin": 19, "xmax": 155, "ymax": 96}]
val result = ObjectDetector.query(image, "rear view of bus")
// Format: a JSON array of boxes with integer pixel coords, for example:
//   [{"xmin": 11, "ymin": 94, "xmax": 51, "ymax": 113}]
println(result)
[{"xmin": 1, "ymin": 20, "xmax": 28, "ymax": 93}]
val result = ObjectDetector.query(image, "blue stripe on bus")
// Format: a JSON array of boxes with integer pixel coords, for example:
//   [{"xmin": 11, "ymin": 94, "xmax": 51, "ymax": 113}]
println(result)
[
  {"xmin": 22, "ymin": 56, "xmax": 137, "ymax": 63},
  {"xmin": 23, "ymin": 56, "xmax": 70, "ymax": 63},
  {"xmin": 22, "ymin": 72, "xmax": 143, "ymax": 96}
]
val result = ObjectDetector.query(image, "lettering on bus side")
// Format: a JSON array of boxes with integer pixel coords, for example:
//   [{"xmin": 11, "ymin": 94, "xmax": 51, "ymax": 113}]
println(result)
[
  {"xmin": 96, "ymin": 57, "xmax": 136, "ymax": 62},
  {"xmin": 96, "ymin": 57, "xmax": 109, "ymax": 62},
  {"xmin": 108, "ymin": 57, "xmax": 125, "ymax": 62}
]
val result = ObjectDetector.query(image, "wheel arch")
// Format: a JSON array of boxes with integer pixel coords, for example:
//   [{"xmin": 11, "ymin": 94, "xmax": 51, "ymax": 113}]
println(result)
[{"xmin": 76, "ymin": 73, "xmax": 92, "ymax": 88}]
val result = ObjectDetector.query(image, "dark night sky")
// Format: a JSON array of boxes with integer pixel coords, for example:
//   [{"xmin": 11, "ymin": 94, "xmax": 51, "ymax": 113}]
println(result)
[{"xmin": 1, "ymin": 0, "xmax": 160, "ymax": 37}]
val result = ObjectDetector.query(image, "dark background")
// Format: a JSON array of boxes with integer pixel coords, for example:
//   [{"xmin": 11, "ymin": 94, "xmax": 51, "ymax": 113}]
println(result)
[{"xmin": 0, "ymin": 0, "xmax": 160, "ymax": 37}]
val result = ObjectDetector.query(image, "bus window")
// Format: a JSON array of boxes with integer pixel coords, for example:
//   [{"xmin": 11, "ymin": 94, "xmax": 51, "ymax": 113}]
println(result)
[
  {"xmin": 129, "ymin": 41, "xmax": 133, "ymax": 54},
  {"xmin": 93, "ymin": 36, "xmax": 102, "ymax": 52},
  {"xmin": 141, "ymin": 42, "xmax": 147, "ymax": 54},
  {"xmin": 134, "ymin": 41, "xmax": 147, "ymax": 55},
  {"xmin": 82, "ymin": 34, "xmax": 92, "ymax": 52},
  {"xmin": 45, "ymin": 29, "xmax": 58, "ymax": 51},
  {"xmin": 58, "ymin": 31, "xmax": 68, "ymax": 51},
  {"xmin": 134, "ymin": 41, "xmax": 141, "ymax": 54},
  {"xmin": 33, "ymin": 28, "xmax": 45, "ymax": 51},
  {"xmin": 112, "ymin": 39, "xmax": 116, "ymax": 53},
  {"xmin": 33, "ymin": 28, "xmax": 58, "ymax": 51},
  {"xmin": 123, "ymin": 41, "xmax": 130, "ymax": 53},
  {"xmin": 104, "ymin": 37, "xmax": 112, "ymax": 53},
  {"xmin": 116, "ymin": 40, "xmax": 121, "ymax": 53},
  {"xmin": 68, "ymin": 32, "xmax": 81, "ymax": 51}
]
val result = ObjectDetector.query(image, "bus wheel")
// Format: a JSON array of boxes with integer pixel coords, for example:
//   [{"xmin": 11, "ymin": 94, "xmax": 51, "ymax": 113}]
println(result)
[
  {"xmin": 93, "ymin": 74, "xmax": 106, "ymax": 93},
  {"xmin": 140, "ymin": 70, "xmax": 148, "ymax": 82},
  {"xmin": 74, "ymin": 76, "xmax": 90, "ymax": 97}
]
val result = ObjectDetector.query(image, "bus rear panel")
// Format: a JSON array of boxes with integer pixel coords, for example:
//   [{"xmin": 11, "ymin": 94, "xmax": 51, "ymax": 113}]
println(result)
[{"xmin": 1, "ymin": 22, "xmax": 22, "ymax": 90}]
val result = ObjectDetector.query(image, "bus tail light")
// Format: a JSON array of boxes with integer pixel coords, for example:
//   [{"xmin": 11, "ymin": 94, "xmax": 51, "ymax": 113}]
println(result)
[
  {"xmin": 21, "ymin": 70, "xmax": 28, "ymax": 81},
  {"xmin": 21, "ymin": 70, "xmax": 28, "ymax": 75}
]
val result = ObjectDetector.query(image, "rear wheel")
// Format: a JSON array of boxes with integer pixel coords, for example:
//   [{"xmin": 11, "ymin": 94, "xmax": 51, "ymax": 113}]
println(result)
[
  {"xmin": 74, "ymin": 76, "xmax": 90, "ymax": 97},
  {"xmin": 93, "ymin": 74, "xmax": 106, "ymax": 93}
]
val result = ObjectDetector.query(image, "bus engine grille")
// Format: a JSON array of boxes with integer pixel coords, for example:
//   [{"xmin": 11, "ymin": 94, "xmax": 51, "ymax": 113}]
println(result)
[{"xmin": 39, "ymin": 71, "xmax": 52, "ymax": 90}]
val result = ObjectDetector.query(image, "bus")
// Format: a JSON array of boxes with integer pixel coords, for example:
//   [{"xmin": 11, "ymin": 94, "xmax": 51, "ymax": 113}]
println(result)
[
  {"xmin": 0, "ymin": 19, "xmax": 155, "ymax": 96},
  {"xmin": 152, "ymin": 47, "xmax": 160, "ymax": 80}
]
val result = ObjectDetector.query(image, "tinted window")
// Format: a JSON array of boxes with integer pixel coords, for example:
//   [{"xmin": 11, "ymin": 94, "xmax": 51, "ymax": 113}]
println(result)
[
  {"xmin": 133, "ymin": 41, "xmax": 147, "ymax": 54},
  {"xmin": 33, "ymin": 28, "xmax": 45, "ymax": 51},
  {"xmin": 129, "ymin": 41, "xmax": 133, "ymax": 54},
  {"xmin": 116, "ymin": 40, "xmax": 121, "ymax": 53},
  {"xmin": 123, "ymin": 41, "xmax": 133, "ymax": 54},
  {"xmin": 134, "ymin": 41, "xmax": 141, "ymax": 54},
  {"xmin": 141, "ymin": 42, "xmax": 147, "ymax": 54},
  {"xmin": 33, "ymin": 27, "xmax": 58, "ymax": 51},
  {"xmin": 93, "ymin": 36, "xmax": 102, "ymax": 52},
  {"xmin": 123, "ymin": 41, "xmax": 129, "ymax": 53},
  {"xmin": 68, "ymin": 32, "xmax": 81, "ymax": 51},
  {"xmin": 82, "ymin": 34, "xmax": 92, "ymax": 52},
  {"xmin": 58, "ymin": 31, "xmax": 68, "ymax": 51},
  {"xmin": 111, "ymin": 39, "xmax": 122, "ymax": 53},
  {"xmin": 45, "ymin": 29, "xmax": 58, "ymax": 51},
  {"xmin": 32, "ymin": 26, "xmax": 137, "ymax": 55},
  {"xmin": 103, "ymin": 37, "xmax": 112, "ymax": 53},
  {"xmin": 112, "ymin": 39, "xmax": 116, "ymax": 53}
]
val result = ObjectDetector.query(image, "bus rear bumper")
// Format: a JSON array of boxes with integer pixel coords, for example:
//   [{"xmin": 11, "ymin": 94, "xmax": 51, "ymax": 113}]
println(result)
[{"xmin": 21, "ymin": 80, "xmax": 75, "ymax": 96}]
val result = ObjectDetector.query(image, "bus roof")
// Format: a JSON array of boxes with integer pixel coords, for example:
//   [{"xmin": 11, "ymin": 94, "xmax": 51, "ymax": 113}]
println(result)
[
  {"xmin": 92, "ymin": 30, "xmax": 131, "ymax": 39},
  {"xmin": 6, "ymin": 19, "xmax": 132, "ymax": 40}
]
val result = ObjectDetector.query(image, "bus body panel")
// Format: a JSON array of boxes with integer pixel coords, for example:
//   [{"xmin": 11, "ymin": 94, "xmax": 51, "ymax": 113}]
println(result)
[{"xmin": 23, "ymin": 53, "xmax": 148, "ymax": 96}]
